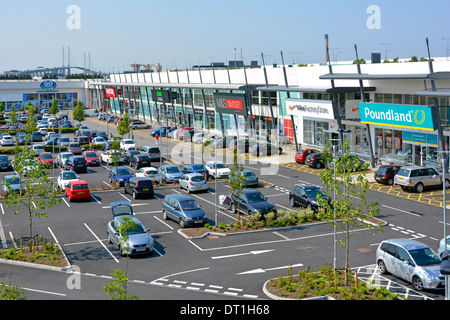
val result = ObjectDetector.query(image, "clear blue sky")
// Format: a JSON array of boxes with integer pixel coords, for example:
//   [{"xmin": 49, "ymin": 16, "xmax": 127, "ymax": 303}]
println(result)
[{"xmin": 1, "ymin": 0, "xmax": 449, "ymax": 73}]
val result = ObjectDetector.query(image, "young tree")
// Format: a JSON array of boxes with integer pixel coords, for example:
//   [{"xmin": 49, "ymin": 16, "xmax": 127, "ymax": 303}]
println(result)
[
  {"xmin": 8, "ymin": 108, "xmax": 18, "ymax": 127},
  {"xmin": 317, "ymin": 140, "xmax": 382, "ymax": 284},
  {"xmin": 72, "ymin": 101, "xmax": 86, "ymax": 125},
  {"xmin": 117, "ymin": 113, "xmax": 131, "ymax": 138},
  {"xmin": 228, "ymin": 148, "xmax": 245, "ymax": 226},
  {"xmin": 3, "ymin": 146, "xmax": 61, "ymax": 238},
  {"xmin": 48, "ymin": 98, "xmax": 59, "ymax": 116}
]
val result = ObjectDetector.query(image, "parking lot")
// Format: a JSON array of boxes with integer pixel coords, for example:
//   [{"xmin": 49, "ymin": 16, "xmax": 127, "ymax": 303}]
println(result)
[{"xmin": 0, "ymin": 114, "xmax": 447, "ymax": 300}]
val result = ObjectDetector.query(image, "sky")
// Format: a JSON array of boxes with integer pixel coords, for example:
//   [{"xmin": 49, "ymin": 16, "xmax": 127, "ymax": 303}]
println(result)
[{"xmin": 1, "ymin": 0, "xmax": 449, "ymax": 73}]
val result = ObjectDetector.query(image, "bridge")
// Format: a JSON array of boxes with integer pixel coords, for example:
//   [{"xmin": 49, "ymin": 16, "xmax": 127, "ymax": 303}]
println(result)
[{"xmin": 17, "ymin": 66, "xmax": 99, "ymax": 77}]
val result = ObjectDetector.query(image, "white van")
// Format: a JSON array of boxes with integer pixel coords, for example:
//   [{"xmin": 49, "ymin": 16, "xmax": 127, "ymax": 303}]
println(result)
[{"xmin": 84, "ymin": 109, "xmax": 99, "ymax": 117}]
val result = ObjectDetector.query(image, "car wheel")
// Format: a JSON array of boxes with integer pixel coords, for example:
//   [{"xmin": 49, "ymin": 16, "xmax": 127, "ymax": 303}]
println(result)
[
  {"xmin": 445, "ymin": 179, "xmax": 450, "ymax": 189},
  {"xmin": 415, "ymin": 183, "xmax": 424, "ymax": 193},
  {"xmin": 107, "ymin": 232, "xmax": 112, "ymax": 244},
  {"xmin": 306, "ymin": 203, "xmax": 312, "ymax": 211},
  {"xmin": 230, "ymin": 203, "xmax": 237, "ymax": 214},
  {"xmin": 315, "ymin": 162, "xmax": 322, "ymax": 169},
  {"xmin": 179, "ymin": 218, "xmax": 186, "ymax": 228},
  {"xmin": 412, "ymin": 276, "xmax": 424, "ymax": 291},
  {"xmin": 162, "ymin": 210, "xmax": 168, "ymax": 220},
  {"xmin": 132, "ymin": 191, "xmax": 136, "ymax": 199},
  {"xmin": 387, "ymin": 178, "xmax": 394, "ymax": 185},
  {"xmin": 377, "ymin": 260, "xmax": 388, "ymax": 275},
  {"xmin": 289, "ymin": 197, "xmax": 296, "ymax": 207}
]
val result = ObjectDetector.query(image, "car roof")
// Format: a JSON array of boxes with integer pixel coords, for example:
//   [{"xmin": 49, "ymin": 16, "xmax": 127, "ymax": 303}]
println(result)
[
  {"xmin": 381, "ymin": 238, "xmax": 430, "ymax": 250},
  {"xmin": 398, "ymin": 166, "xmax": 433, "ymax": 170},
  {"xmin": 162, "ymin": 164, "xmax": 178, "ymax": 168},
  {"xmin": 184, "ymin": 172, "xmax": 204, "ymax": 177},
  {"xmin": 241, "ymin": 189, "xmax": 263, "ymax": 195},
  {"xmin": 165, "ymin": 193, "xmax": 196, "ymax": 201}
]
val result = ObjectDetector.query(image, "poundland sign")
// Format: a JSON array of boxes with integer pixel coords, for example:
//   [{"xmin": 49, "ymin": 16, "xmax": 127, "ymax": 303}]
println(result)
[{"xmin": 359, "ymin": 102, "xmax": 435, "ymax": 131}]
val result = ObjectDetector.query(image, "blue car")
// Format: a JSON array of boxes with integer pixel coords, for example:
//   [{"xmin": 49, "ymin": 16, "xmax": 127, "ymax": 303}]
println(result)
[
  {"xmin": 181, "ymin": 164, "xmax": 209, "ymax": 179},
  {"xmin": 150, "ymin": 126, "xmax": 171, "ymax": 137},
  {"xmin": 109, "ymin": 167, "xmax": 133, "ymax": 186},
  {"xmin": 162, "ymin": 194, "xmax": 208, "ymax": 228},
  {"xmin": 159, "ymin": 164, "xmax": 184, "ymax": 183},
  {"xmin": 64, "ymin": 156, "xmax": 88, "ymax": 173},
  {"xmin": 241, "ymin": 169, "xmax": 259, "ymax": 187}
]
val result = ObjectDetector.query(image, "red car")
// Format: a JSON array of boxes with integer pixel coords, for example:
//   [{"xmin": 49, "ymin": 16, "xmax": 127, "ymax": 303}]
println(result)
[
  {"xmin": 65, "ymin": 180, "xmax": 90, "ymax": 202},
  {"xmin": 37, "ymin": 152, "xmax": 54, "ymax": 167},
  {"xmin": 295, "ymin": 149, "xmax": 319, "ymax": 164},
  {"xmin": 83, "ymin": 150, "xmax": 100, "ymax": 166}
]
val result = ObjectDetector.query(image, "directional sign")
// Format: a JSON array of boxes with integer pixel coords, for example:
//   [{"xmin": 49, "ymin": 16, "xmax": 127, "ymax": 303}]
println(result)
[
  {"xmin": 211, "ymin": 250, "xmax": 274, "ymax": 260},
  {"xmin": 236, "ymin": 263, "xmax": 303, "ymax": 275}
]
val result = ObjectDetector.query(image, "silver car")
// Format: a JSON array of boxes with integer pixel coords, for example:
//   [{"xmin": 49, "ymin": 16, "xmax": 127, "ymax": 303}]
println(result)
[
  {"xmin": 394, "ymin": 166, "xmax": 449, "ymax": 193},
  {"xmin": 376, "ymin": 238, "xmax": 444, "ymax": 291},
  {"xmin": 107, "ymin": 201, "xmax": 154, "ymax": 256},
  {"xmin": 179, "ymin": 173, "xmax": 208, "ymax": 193}
]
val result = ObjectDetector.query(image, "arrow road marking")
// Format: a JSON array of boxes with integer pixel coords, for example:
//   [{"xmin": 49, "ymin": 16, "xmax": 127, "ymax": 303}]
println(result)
[
  {"xmin": 237, "ymin": 263, "xmax": 303, "ymax": 275},
  {"xmin": 211, "ymin": 249, "xmax": 274, "ymax": 260}
]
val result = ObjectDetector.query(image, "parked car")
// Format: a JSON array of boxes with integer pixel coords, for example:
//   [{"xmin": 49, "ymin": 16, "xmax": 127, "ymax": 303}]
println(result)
[
  {"xmin": 107, "ymin": 200, "xmax": 154, "ymax": 256},
  {"xmin": 140, "ymin": 146, "xmax": 161, "ymax": 161},
  {"xmin": 56, "ymin": 152, "xmax": 74, "ymax": 167},
  {"xmin": 37, "ymin": 152, "xmax": 54, "ymax": 168},
  {"xmin": 1, "ymin": 175, "xmax": 23, "ymax": 195},
  {"xmin": 57, "ymin": 170, "xmax": 80, "ymax": 190},
  {"xmin": 229, "ymin": 138, "xmax": 254, "ymax": 154},
  {"xmin": 64, "ymin": 156, "xmax": 88, "ymax": 173},
  {"xmin": 129, "ymin": 154, "xmax": 151, "ymax": 170},
  {"xmin": 109, "ymin": 167, "xmax": 133, "ymax": 186},
  {"xmin": 135, "ymin": 166, "xmax": 160, "ymax": 182},
  {"xmin": 162, "ymin": 194, "xmax": 208, "ymax": 228},
  {"xmin": 0, "ymin": 155, "xmax": 13, "ymax": 171},
  {"xmin": 130, "ymin": 120, "xmax": 151, "ymax": 129},
  {"xmin": 123, "ymin": 149, "xmax": 142, "ymax": 164},
  {"xmin": 151, "ymin": 126, "xmax": 170, "ymax": 137},
  {"xmin": 289, "ymin": 184, "xmax": 331, "ymax": 211},
  {"xmin": 15, "ymin": 132, "xmax": 27, "ymax": 145},
  {"xmin": 192, "ymin": 132, "xmax": 204, "ymax": 144},
  {"xmin": 124, "ymin": 177, "xmax": 154, "ymax": 199},
  {"xmin": 374, "ymin": 165, "xmax": 401, "ymax": 185},
  {"xmin": 376, "ymin": 238, "xmax": 444, "ymax": 291},
  {"xmin": 31, "ymin": 131, "xmax": 42, "ymax": 142},
  {"xmin": 100, "ymin": 150, "xmax": 125, "ymax": 165},
  {"xmin": 230, "ymin": 189, "xmax": 277, "ymax": 216},
  {"xmin": 65, "ymin": 180, "xmax": 90, "ymax": 202},
  {"xmin": 305, "ymin": 153, "xmax": 325, "ymax": 169},
  {"xmin": 295, "ymin": 148, "xmax": 319, "ymax": 164},
  {"xmin": 249, "ymin": 142, "xmax": 282, "ymax": 157},
  {"xmin": 83, "ymin": 151, "xmax": 100, "ymax": 166},
  {"xmin": 59, "ymin": 136, "xmax": 71, "ymax": 147},
  {"xmin": 68, "ymin": 142, "xmax": 82, "ymax": 155},
  {"xmin": 159, "ymin": 164, "xmax": 183, "ymax": 183},
  {"xmin": 438, "ymin": 235, "xmax": 450, "ymax": 258},
  {"xmin": 0, "ymin": 135, "xmax": 14, "ymax": 146},
  {"xmin": 181, "ymin": 164, "xmax": 209, "ymax": 179},
  {"xmin": 241, "ymin": 169, "xmax": 259, "ymax": 187},
  {"xmin": 120, "ymin": 139, "xmax": 136, "ymax": 151},
  {"xmin": 205, "ymin": 161, "xmax": 230, "ymax": 179},
  {"xmin": 394, "ymin": 166, "xmax": 450, "ymax": 193},
  {"xmin": 32, "ymin": 144, "xmax": 45, "ymax": 156},
  {"xmin": 76, "ymin": 136, "xmax": 90, "ymax": 146},
  {"xmin": 179, "ymin": 173, "xmax": 209, "ymax": 193}
]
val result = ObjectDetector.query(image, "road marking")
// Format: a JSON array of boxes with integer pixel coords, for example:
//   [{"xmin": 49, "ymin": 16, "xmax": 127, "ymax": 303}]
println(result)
[
  {"xmin": 47, "ymin": 227, "xmax": 59, "ymax": 244},
  {"xmin": 24, "ymin": 287, "xmax": 66, "ymax": 297},
  {"xmin": 272, "ymin": 231, "xmax": 290, "ymax": 240},
  {"xmin": 102, "ymin": 180, "xmax": 112, "ymax": 187},
  {"xmin": 61, "ymin": 197, "xmax": 70, "ymax": 207},
  {"xmin": 153, "ymin": 216, "xmax": 174, "ymax": 229},
  {"xmin": 237, "ymin": 263, "xmax": 303, "ymax": 275},
  {"xmin": 0, "ymin": 204, "xmax": 4, "ymax": 215},
  {"xmin": 84, "ymin": 223, "xmax": 119, "ymax": 263},
  {"xmin": 91, "ymin": 194, "xmax": 101, "ymax": 204},
  {"xmin": 211, "ymin": 249, "xmax": 274, "ymax": 260},
  {"xmin": 382, "ymin": 205, "xmax": 421, "ymax": 217}
]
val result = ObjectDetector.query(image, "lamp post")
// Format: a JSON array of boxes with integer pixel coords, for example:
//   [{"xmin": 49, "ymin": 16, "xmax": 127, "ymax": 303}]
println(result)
[{"xmin": 329, "ymin": 138, "xmax": 340, "ymax": 270}]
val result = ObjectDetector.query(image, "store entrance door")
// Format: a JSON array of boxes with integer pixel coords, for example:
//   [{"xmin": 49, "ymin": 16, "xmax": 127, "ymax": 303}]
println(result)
[{"xmin": 414, "ymin": 145, "xmax": 425, "ymax": 166}]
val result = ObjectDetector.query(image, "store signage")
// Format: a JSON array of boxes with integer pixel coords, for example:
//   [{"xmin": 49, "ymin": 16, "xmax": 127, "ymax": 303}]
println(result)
[
  {"xmin": 403, "ymin": 131, "xmax": 438, "ymax": 145},
  {"xmin": 104, "ymin": 86, "xmax": 117, "ymax": 98},
  {"xmin": 151, "ymin": 89, "xmax": 172, "ymax": 103},
  {"xmin": 40, "ymin": 80, "xmax": 57, "ymax": 90},
  {"xmin": 214, "ymin": 93, "xmax": 247, "ymax": 116},
  {"xmin": 285, "ymin": 99, "xmax": 335, "ymax": 119},
  {"xmin": 359, "ymin": 102, "xmax": 435, "ymax": 131}
]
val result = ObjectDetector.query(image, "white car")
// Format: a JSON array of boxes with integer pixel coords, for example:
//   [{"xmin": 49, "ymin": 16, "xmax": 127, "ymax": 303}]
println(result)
[
  {"xmin": 0, "ymin": 135, "xmax": 14, "ymax": 146},
  {"xmin": 92, "ymin": 137, "xmax": 107, "ymax": 146},
  {"xmin": 56, "ymin": 151, "xmax": 74, "ymax": 167},
  {"xmin": 135, "ymin": 166, "xmax": 160, "ymax": 183},
  {"xmin": 205, "ymin": 161, "xmax": 231, "ymax": 179},
  {"xmin": 120, "ymin": 139, "xmax": 136, "ymax": 151},
  {"xmin": 100, "ymin": 150, "xmax": 124, "ymax": 165},
  {"xmin": 130, "ymin": 120, "xmax": 151, "ymax": 129},
  {"xmin": 32, "ymin": 144, "xmax": 45, "ymax": 156},
  {"xmin": 57, "ymin": 171, "xmax": 80, "ymax": 190}
]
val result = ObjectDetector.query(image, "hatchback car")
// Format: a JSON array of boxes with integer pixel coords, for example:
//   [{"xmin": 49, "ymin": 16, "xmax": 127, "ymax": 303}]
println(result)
[
  {"xmin": 120, "ymin": 139, "xmax": 136, "ymax": 151},
  {"xmin": 1, "ymin": 175, "xmax": 23, "ymax": 195},
  {"xmin": 374, "ymin": 165, "xmax": 401, "ymax": 185},
  {"xmin": 394, "ymin": 166, "xmax": 449, "ymax": 193},
  {"xmin": 32, "ymin": 144, "xmax": 45, "ymax": 156},
  {"xmin": 124, "ymin": 177, "xmax": 154, "ymax": 199},
  {"xmin": 140, "ymin": 146, "xmax": 161, "ymax": 161},
  {"xmin": 205, "ymin": 161, "xmax": 230, "ymax": 179},
  {"xmin": 100, "ymin": 150, "xmax": 125, "ymax": 165},
  {"xmin": 0, "ymin": 155, "xmax": 13, "ymax": 171},
  {"xmin": 107, "ymin": 201, "xmax": 154, "ymax": 256},
  {"xmin": 123, "ymin": 149, "xmax": 142, "ymax": 164},
  {"xmin": 289, "ymin": 184, "xmax": 331, "ymax": 211},
  {"xmin": 305, "ymin": 153, "xmax": 325, "ymax": 169},
  {"xmin": 129, "ymin": 154, "xmax": 151, "ymax": 170},
  {"xmin": 179, "ymin": 173, "xmax": 209, "ymax": 193},
  {"xmin": 249, "ymin": 142, "xmax": 282, "ymax": 157},
  {"xmin": 109, "ymin": 167, "xmax": 133, "ymax": 186},
  {"xmin": 135, "ymin": 166, "xmax": 160, "ymax": 183},
  {"xmin": 68, "ymin": 142, "xmax": 82, "ymax": 155},
  {"xmin": 162, "ymin": 194, "xmax": 208, "ymax": 228},
  {"xmin": 230, "ymin": 189, "xmax": 277, "ymax": 216},
  {"xmin": 83, "ymin": 151, "xmax": 100, "ymax": 166},
  {"xmin": 57, "ymin": 170, "xmax": 80, "ymax": 190},
  {"xmin": 37, "ymin": 152, "xmax": 54, "ymax": 168},
  {"xmin": 295, "ymin": 148, "xmax": 319, "ymax": 164},
  {"xmin": 64, "ymin": 156, "xmax": 88, "ymax": 173},
  {"xmin": 376, "ymin": 238, "xmax": 444, "ymax": 291},
  {"xmin": 181, "ymin": 164, "xmax": 209, "ymax": 179},
  {"xmin": 241, "ymin": 170, "xmax": 259, "ymax": 187},
  {"xmin": 159, "ymin": 164, "xmax": 184, "ymax": 183},
  {"xmin": 65, "ymin": 180, "xmax": 90, "ymax": 202},
  {"xmin": 0, "ymin": 135, "xmax": 14, "ymax": 146}
]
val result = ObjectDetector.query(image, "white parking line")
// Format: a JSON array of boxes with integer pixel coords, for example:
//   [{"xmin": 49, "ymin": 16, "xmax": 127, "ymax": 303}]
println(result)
[
  {"xmin": 47, "ymin": 227, "xmax": 59, "ymax": 244},
  {"xmin": 0, "ymin": 203, "xmax": 4, "ymax": 215},
  {"xmin": 61, "ymin": 197, "xmax": 70, "ymax": 207},
  {"xmin": 91, "ymin": 194, "xmax": 101, "ymax": 204},
  {"xmin": 84, "ymin": 223, "xmax": 119, "ymax": 263},
  {"xmin": 154, "ymin": 216, "xmax": 174, "ymax": 229}
]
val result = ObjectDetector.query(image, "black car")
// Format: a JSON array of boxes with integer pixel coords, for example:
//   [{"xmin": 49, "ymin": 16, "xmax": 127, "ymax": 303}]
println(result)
[
  {"xmin": 230, "ymin": 189, "xmax": 277, "ymax": 216},
  {"xmin": 0, "ymin": 155, "xmax": 13, "ymax": 171},
  {"xmin": 123, "ymin": 177, "xmax": 154, "ymax": 199},
  {"xmin": 31, "ymin": 131, "xmax": 43, "ymax": 142},
  {"xmin": 123, "ymin": 150, "xmax": 142, "ymax": 164},
  {"xmin": 229, "ymin": 138, "xmax": 254, "ymax": 154},
  {"xmin": 305, "ymin": 153, "xmax": 325, "ymax": 169},
  {"xmin": 76, "ymin": 136, "xmax": 90, "ymax": 145},
  {"xmin": 374, "ymin": 165, "xmax": 401, "ymax": 185},
  {"xmin": 130, "ymin": 154, "xmax": 151, "ymax": 169},
  {"xmin": 249, "ymin": 143, "xmax": 282, "ymax": 157},
  {"xmin": 289, "ymin": 184, "xmax": 331, "ymax": 211}
]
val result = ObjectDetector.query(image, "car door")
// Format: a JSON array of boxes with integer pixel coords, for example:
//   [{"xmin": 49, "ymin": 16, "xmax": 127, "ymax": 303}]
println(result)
[
  {"xmin": 384, "ymin": 243, "xmax": 400, "ymax": 277},
  {"xmin": 396, "ymin": 247, "xmax": 415, "ymax": 282},
  {"xmin": 239, "ymin": 194, "xmax": 249, "ymax": 213},
  {"xmin": 109, "ymin": 220, "xmax": 120, "ymax": 248},
  {"xmin": 427, "ymin": 168, "xmax": 441, "ymax": 186},
  {"xmin": 298, "ymin": 187, "xmax": 309, "ymax": 207}
]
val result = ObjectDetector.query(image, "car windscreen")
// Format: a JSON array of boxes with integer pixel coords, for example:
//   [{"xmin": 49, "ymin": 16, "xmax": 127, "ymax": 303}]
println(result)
[
  {"xmin": 180, "ymin": 200, "xmax": 200, "ymax": 210},
  {"xmin": 60, "ymin": 137, "xmax": 70, "ymax": 142},
  {"xmin": 408, "ymin": 248, "xmax": 441, "ymax": 266},
  {"xmin": 247, "ymin": 192, "xmax": 267, "ymax": 203},
  {"xmin": 5, "ymin": 176, "xmax": 20, "ymax": 184},
  {"xmin": 305, "ymin": 187, "xmax": 326, "ymax": 198},
  {"xmin": 166, "ymin": 166, "xmax": 180, "ymax": 173},
  {"xmin": 112, "ymin": 204, "xmax": 133, "ymax": 217},
  {"xmin": 126, "ymin": 223, "xmax": 146, "ymax": 235},
  {"xmin": 72, "ymin": 184, "xmax": 88, "ymax": 190},
  {"xmin": 192, "ymin": 165, "xmax": 205, "ymax": 170},
  {"xmin": 41, "ymin": 154, "xmax": 53, "ymax": 159},
  {"xmin": 145, "ymin": 170, "xmax": 158, "ymax": 175},
  {"xmin": 117, "ymin": 168, "xmax": 130, "ymax": 175},
  {"xmin": 85, "ymin": 152, "xmax": 97, "ymax": 158},
  {"xmin": 124, "ymin": 140, "xmax": 134, "ymax": 144},
  {"xmin": 0, "ymin": 156, "xmax": 9, "ymax": 161},
  {"xmin": 215, "ymin": 163, "xmax": 227, "ymax": 169}
]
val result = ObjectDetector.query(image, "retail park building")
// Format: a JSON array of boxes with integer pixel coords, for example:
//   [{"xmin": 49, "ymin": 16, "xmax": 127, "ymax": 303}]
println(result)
[{"xmin": 2, "ymin": 58, "xmax": 450, "ymax": 167}]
